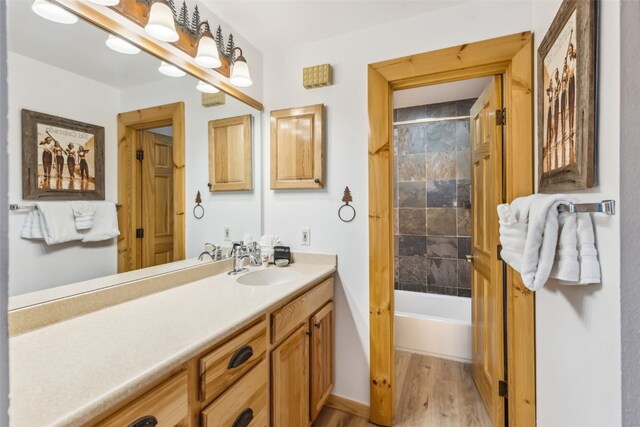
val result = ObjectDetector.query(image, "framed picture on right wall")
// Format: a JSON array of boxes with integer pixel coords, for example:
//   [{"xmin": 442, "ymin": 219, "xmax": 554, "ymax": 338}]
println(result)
[{"xmin": 537, "ymin": 0, "xmax": 598, "ymax": 192}]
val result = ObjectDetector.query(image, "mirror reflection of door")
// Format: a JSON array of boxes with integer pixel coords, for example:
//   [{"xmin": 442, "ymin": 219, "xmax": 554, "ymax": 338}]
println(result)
[{"xmin": 140, "ymin": 128, "xmax": 174, "ymax": 269}]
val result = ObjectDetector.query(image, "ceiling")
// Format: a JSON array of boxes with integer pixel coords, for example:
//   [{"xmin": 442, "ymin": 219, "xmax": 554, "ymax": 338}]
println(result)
[
  {"xmin": 7, "ymin": 0, "xmax": 167, "ymax": 89},
  {"xmin": 204, "ymin": 0, "xmax": 468, "ymax": 52},
  {"xmin": 393, "ymin": 77, "xmax": 492, "ymax": 109}
]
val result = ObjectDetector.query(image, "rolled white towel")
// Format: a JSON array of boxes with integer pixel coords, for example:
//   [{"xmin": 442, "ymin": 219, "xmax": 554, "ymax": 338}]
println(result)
[{"xmin": 71, "ymin": 201, "xmax": 96, "ymax": 230}]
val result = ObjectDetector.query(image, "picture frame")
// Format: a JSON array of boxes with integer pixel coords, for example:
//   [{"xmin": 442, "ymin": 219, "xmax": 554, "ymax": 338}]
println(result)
[
  {"xmin": 22, "ymin": 109, "xmax": 105, "ymax": 200},
  {"xmin": 537, "ymin": 0, "xmax": 598, "ymax": 192}
]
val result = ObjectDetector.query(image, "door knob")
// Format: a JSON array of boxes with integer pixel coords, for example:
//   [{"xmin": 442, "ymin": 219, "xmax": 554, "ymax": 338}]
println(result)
[{"xmin": 465, "ymin": 255, "xmax": 475, "ymax": 264}]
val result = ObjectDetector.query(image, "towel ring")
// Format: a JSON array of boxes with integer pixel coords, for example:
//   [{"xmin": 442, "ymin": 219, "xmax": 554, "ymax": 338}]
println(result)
[
  {"xmin": 193, "ymin": 191, "xmax": 204, "ymax": 219},
  {"xmin": 338, "ymin": 187, "xmax": 356, "ymax": 223}
]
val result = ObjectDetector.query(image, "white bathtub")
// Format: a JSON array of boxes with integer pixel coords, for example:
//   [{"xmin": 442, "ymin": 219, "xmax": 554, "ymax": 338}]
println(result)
[{"xmin": 394, "ymin": 290, "xmax": 472, "ymax": 363}]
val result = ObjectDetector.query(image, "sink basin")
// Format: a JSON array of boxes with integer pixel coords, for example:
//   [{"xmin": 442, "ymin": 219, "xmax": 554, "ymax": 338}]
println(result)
[{"xmin": 237, "ymin": 268, "xmax": 302, "ymax": 286}]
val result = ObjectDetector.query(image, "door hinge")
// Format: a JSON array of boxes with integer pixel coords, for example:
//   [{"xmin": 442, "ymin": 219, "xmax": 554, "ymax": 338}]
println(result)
[
  {"xmin": 496, "ymin": 108, "xmax": 506, "ymax": 126},
  {"xmin": 136, "ymin": 149, "xmax": 144, "ymax": 161},
  {"xmin": 497, "ymin": 244, "xmax": 503, "ymax": 261},
  {"xmin": 498, "ymin": 380, "xmax": 508, "ymax": 398},
  {"xmin": 136, "ymin": 228, "xmax": 144, "ymax": 238}
]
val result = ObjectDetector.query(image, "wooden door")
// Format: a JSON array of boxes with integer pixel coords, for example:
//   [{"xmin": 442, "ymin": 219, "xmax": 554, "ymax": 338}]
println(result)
[
  {"xmin": 271, "ymin": 324, "xmax": 310, "ymax": 427},
  {"xmin": 470, "ymin": 76, "xmax": 504, "ymax": 426},
  {"xmin": 141, "ymin": 131, "xmax": 174, "ymax": 268},
  {"xmin": 310, "ymin": 302, "xmax": 334, "ymax": 421}
]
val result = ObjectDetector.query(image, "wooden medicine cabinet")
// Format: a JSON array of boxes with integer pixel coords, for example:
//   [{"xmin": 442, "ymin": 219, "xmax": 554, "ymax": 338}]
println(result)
[
  {"xmin": 270, "ymin": 104, "xmax": 324, "ymax": 189},
  {"xmin": 208, "ymin": 114, "xmax": 253, "ymax": 191}
]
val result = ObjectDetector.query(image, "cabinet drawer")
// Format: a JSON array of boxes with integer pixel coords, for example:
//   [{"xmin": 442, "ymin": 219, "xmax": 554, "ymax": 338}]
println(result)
[
  {"xmin": 200, "ymin": 319, "xmax": 266, "ymax": 403},
  {"xmin": 96, "ymin": 371, "xmax": 188, "ymax": 427},
  {"xmin": 201, "ymin": 359, "xmax": 268, "ymax": 427},
  {"xmin": 271, "ymin": 276, "xmax": 333, "ymax": 345}
]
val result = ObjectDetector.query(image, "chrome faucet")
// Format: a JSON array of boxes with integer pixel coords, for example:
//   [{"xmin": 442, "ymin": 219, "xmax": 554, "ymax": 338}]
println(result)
[
  {"xmin": 228, "ymin": 242, "xmax": 261, "ymax": 275},
  {"xmin": 198, "ymin": 243, "xmax": 223, "ymax": 261}
]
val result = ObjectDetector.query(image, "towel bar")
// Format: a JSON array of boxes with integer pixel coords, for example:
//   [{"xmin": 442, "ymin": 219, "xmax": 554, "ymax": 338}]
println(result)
[
  {"xmin": 557, "ymin": 200, "xmax": 615, "ymax": 215},
  {"xmin": 9, "ymin": 203, "xmax": 122, "ymax": 211}
]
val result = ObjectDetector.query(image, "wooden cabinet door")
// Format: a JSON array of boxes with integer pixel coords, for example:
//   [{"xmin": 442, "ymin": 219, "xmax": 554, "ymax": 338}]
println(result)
[
  {"xmin": 271, "ymin": 324, "xmax": 310, "ymax": 427},
  {"xmin": 310, "ymin": 302, "xmax": 334, "ymax": 421},
  {"xmin": 270, "ymin": 104, "xmax": 324, "ymax": 189},
  {"xmin": 470, "ymin": 75, "xmax": 505, "ymax": 427},
  {"xmin": 207, "ymin": 114, "xmax": 253, "ymax": 192}
]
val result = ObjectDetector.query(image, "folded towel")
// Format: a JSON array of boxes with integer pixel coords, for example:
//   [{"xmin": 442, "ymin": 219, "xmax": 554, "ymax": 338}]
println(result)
[
  {"xmin": 34, "ymin": 202, "xmax": 83, "ymax": 245},
  {"xmin": 82, "ymin": 202, "xmax": 119, "ymax": 242},
  {"xmin": 71, "ymin": 201, "xmax": 96, "ymax": 230},
  {"xmin": 497, "ymin": 194, "xmax": 601, "ymax": 291},
  {"xmin": 20, "ymin": 210, "xmax": 44, "ymax": 240}
]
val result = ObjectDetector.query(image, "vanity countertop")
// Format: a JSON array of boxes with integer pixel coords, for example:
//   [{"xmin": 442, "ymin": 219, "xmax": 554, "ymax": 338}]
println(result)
[{"xmin": 9, "ymin": 259, "xmax": 336, "ymax": 427}]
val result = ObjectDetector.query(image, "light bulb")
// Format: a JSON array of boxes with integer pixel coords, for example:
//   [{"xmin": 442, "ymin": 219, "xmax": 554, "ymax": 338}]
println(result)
[
  {"xmin": 87, "ymin": 0, "xmax": 120, "ymax": 5},
  {"xmin": 32, "ymin": 0, "xmax": 78, "ymax": 24},
  {"xmin": 194, "ymin": 26, "xmax": 221, "ymax": 69},
  {"xmin": 196, "ymin": 81, "xmax": 219, "ymax": 94},
  {"xmin": 230, "ymin": 59, "xmax": 252, "ymax": 87},
  {"xmin": 106, "ymin": 35, "xmax": 140, "ymax": 55},
  {"xmin": 145, "ymin": 1, "xmax": 179, "ymax": 42},
  {"xmin": 158, "ymin": 61, "xmax": 186, "ymax": 77}
]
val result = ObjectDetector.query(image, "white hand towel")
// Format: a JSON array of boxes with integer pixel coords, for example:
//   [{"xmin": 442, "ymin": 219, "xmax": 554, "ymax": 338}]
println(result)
[
  {"xmin": 497, "ymin": 194, "xmax": 601, "ymax": 291},
  {"xmin": 20, "ymin": 210, "xmax": 44, "ymax": 239},
  {"xmin": 35, "ymin": 202, "xmax": 83, "ymax": 245},
  {"xmin": 71, "ymin": 201, "xmax": 96, "ymax": 230},
  {"xmin": 576, "ymin": 213, "xmax": 601, "ymax": 284},
  {"xmin": 81, "ymin": 202, "xmax": 120, "ymax": 242}
]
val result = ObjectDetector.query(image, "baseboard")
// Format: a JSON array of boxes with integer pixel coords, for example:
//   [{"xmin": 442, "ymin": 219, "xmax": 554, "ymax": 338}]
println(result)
[{"xmin": 325, "ymin": 394, "xmax": 370, "ymax": 419}]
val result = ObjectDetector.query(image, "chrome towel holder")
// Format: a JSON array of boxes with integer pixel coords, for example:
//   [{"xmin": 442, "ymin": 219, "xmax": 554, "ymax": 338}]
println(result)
[
  {"xmin": 557, "ymin": 200, "xmax": 615, "ymax": 215},
  {"xmin": 9, "ymin": 202, "xmax": 122, "ymax": 211}
]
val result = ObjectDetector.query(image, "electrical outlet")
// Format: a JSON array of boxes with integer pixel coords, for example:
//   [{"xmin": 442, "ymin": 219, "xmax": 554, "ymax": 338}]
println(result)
[
  {"xmin": 301, "ymin": 228, "xmax": 311, "ymax": 246},
  {"xmin": 223, "ymin": 226, "xmax": 231, "ymax": 241}
]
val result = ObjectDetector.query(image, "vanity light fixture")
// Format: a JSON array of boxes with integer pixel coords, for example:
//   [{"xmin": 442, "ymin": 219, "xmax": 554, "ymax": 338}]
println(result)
[
  {"xmin": 106, "ymin": 35, "xmax": 141, "ymax": 55},
  {"xmin": 194, "ymin": 21, "xmax": 222, "ymax": 69},
  {"xmin": 87, "ymin": 0, "xmax": 120, "ymax": 5},
  {"xmin": 32, "ymin": 0, "xmax": 78, "ymax": 24},
  {"xmin": 230, "ymin": 47, "xmax": 253, "ymax": 87},
  {"xmin": 196, "ymin": 81, "xmax": 220, "ymax": 94},
  {"xmin": 158, "ymin": 61, "xmax": 186, "ymax": 77},
  {"xmin": 145, "ymin": 0, "xmax": 179, "ymax": 43}
]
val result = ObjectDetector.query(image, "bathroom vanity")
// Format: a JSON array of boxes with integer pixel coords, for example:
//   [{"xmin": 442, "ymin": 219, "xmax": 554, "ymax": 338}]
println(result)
[{"xmin": 8, "ymin": 255, "xmax": 336, "ymax": 427}]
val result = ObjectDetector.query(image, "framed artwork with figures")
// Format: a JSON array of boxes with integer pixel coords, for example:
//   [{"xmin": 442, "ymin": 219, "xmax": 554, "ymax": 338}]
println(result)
[
  {"xmin": 537, "ymin": 0, "xmax": 597, "ymax": 192},
  {"xmin": 22, "ymin": 109, "xmax": 105, "ymax": 200}
]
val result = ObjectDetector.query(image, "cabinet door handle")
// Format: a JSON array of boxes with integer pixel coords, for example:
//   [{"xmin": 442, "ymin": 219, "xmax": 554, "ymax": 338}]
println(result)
[
  {"xmin": 232, "ymin": 408, "xmax": 254, "ymax": 427},
  {"xmin": 227, "ymin": 345, "xmax": 254, "ymax": 369},
  {"xmin": 128, "ymin": 415, "xmax": 157, "ymax": 427},
  {"xmin": 315, "ymin": 322, "xmax": 321, "ymax": 329}
]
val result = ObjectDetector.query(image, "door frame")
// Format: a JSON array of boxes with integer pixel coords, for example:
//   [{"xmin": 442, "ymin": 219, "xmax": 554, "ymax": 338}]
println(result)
[
  {"xmin": 368, "ymin": 32, "xmax": 535, "ymax": 426},
  {"xmin": 117, "ymin": 102, "xmax": 186, "ymax": 272}
]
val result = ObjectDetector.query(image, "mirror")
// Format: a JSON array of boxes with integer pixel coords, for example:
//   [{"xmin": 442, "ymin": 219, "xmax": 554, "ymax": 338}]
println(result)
[{"xmin": 7, "ymin": 0, "xmax": 262, "ymax": 301}]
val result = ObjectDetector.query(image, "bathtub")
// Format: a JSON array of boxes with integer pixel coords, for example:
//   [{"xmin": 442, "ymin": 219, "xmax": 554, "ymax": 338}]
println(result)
[{"xmin": 394, "ymin": 290, "xmax": 472, "ymax": 363}]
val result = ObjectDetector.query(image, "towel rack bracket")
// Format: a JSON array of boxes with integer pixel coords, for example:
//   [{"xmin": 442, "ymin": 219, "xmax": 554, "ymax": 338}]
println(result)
[{"xmin": 557, "ymin": 200, "xmax": 615, "ymax": 215}]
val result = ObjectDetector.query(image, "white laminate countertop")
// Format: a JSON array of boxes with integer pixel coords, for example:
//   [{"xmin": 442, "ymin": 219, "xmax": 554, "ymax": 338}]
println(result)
[{"xmin": 9, "ymin": 262, "xmax": 336, "ymax": 427}]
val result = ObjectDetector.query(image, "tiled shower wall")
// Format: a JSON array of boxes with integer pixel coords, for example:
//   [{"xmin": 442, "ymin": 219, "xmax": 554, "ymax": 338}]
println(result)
[{"xmin": 393, "ymin": 98, "xmax": 476, "ymax": 297}]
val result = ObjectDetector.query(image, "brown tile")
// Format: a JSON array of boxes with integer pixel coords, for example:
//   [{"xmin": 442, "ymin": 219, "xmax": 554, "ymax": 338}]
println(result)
[
  {"xmin": 427, "ymin": 208, "xmax": 457, "ymax": 236},
  {"xmin": 426, "ymin": 152, "xmax": 456, "ymax": 180},
  {"xmin": 394, "ymin": 208, "xmax": 399, "ymax": 235},
  {"xmin": 396, "ymin": 124, "xmax": 428, "ymax": 155},
  {"xmin": 457, "ymin": 208, "xmax": 471, "ymax": 236},
  {"xmin": 457, "ymin": 237, "xmax": 471, "ymax": 259},
  {"xmin": 399, "ymin": 236, "xmax": 426, "ymax": 256},
  {"xmin": 399, "ymin": 209, "xmax": 426, "ymax": 235},
  {"xmin": 456, "ymin": 151, "xmax": 471, "ymax": 180},
  {"xmin": 458, "ymin": 260, "xmax": 472, "ymax": 289},
  {"xmin": 426, "ymin": 180, "xmax": 457, "ymax": 207},
  {"xmin": 398, "ymin": 256, "xmax": 428, "ymax": 285},
  {"xmin": 397, "ymin": 154, "xmax": 427, "ymax": 181},
  {"xmin": 398, "ymin": 182, "xmax": 426, "ymax": 208},
  {"xmin": 426, "ymin": 237, "xmax": 458, "ymax": 258},
  {"xmin": 427, "ymin": 258, "xmax": 458, "ymax": 287}
]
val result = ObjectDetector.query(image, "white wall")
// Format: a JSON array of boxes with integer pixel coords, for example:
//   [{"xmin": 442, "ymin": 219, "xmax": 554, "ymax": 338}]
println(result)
[
  {"xmin": 262, "ymin": 0, "xmax": 533, "ymax": 405},
  {"xmin": 120, "ymin": 77, "xmax": 262, "ymax": 256},
  {"xmin": 7, "ymin": 52, "xmax": 121, "ymax": 295},
  {"xmin": 532, "ymin": 1, "xmax": 622, "ymax": 426},
  {"xmin": 0, "ymin": 0, "xmax": 10, "ymax": 423},
  {"xmin": 620, "ymin": 1, "xmax": 640, "ymax": 424}
]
